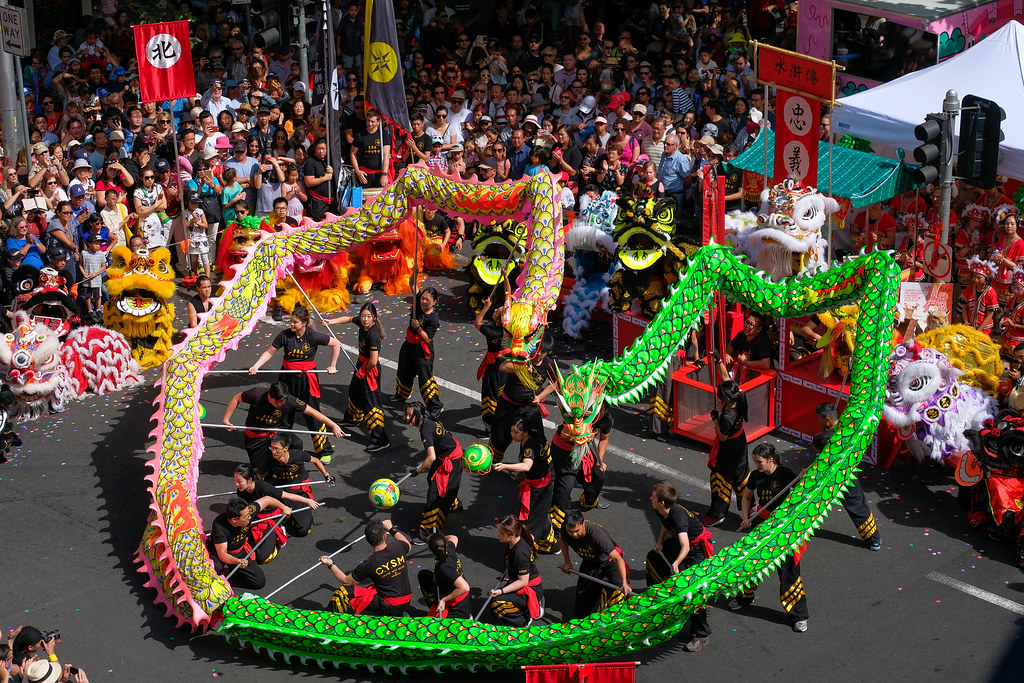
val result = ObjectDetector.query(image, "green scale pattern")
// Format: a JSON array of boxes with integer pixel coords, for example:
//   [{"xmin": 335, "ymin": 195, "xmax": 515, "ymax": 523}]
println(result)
[{"xmin": 215, "ymin": 245, "xmax": 899, "ymax": 673}]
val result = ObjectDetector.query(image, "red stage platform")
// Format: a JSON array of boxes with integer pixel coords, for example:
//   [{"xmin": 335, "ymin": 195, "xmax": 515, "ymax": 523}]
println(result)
[{"xmin": 671, "ymin": 361, "xmax": 776, "ymax": 445}]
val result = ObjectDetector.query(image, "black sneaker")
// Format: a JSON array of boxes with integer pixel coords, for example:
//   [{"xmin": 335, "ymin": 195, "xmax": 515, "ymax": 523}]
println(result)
[
  {"xmin": 428, "ymin": 406, "xmax": 444, "ymax": 420},
  {"xmin": 366, "ymin": 442, "xmax": 390, "ymax": 453}
]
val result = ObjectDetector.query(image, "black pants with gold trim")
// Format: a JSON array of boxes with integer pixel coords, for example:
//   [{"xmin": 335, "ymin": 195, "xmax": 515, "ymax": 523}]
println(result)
[
  {"xmin": 281, "ymin": 373, "xmax": 333, "ymax": 456},
  {"xmin": 417, "ymin": 569, "xmax": 473, "ymax": 619},
  {"xmin": 345, "ymin": 374, "xmax": 389, "ymax": 448},
  {"xmin": 327, "ymin": 585, "xmax": 407, "ymax": 617},
  {"xmin": 420, "ymin": 464, "xmax": 462, "ymax": 535},
  {"xmin": 645, "ymin": 538, "xmax": 710, "ymax": 637},
  {"xmin": 843, "ymin": 477, "xmax": 880, "ymax": 543},
  {"xmin": 733, "ymin": 546, "xmax": 808, "ymax": 623},
  {"xmin": 395, "ymin": 342, "xmax": 443, "ymax": 414},
  {"xmin": 524, "ymin": 482, "xmax": 556, "ymax": 553},
  {"xmin": 707, "ymin": 438, "xmax": 750, "ymax": 519},
  {"xmin": 480, "ymin": 364, "xmax": 504, "ymax": 425},
  {"xmin": 549, "ymin": 448, "xmax": 578, "ymax": 539},
  {"xmin": 575, "ymin": 560, "xmax": 626, "ymax": 618}
]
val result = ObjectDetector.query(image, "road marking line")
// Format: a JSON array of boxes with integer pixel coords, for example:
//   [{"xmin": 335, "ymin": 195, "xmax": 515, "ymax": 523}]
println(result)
[
  {"xmin": 926, "ymin": 571, "xmax": 1024, "ymax": 615},
  {"xmin": 345, "ymin": 343, "xmax": 711, "ymax": 492}
]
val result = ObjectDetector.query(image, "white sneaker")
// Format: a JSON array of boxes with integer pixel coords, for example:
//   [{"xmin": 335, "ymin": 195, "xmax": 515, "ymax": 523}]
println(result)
[{"xmin": 793, "ymin": 620, "xmax": 808, "ymax": 633}]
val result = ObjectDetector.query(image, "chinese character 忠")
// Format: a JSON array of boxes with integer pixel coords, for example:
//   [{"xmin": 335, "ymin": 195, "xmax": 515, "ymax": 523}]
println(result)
[{"xmin": 787, "ymin": 102, "xmax": 808, "ymax": 133}]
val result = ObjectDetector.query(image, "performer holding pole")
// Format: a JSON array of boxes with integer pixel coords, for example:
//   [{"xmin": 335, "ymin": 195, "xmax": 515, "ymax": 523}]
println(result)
[
  {"xmin": 473, "ymin": 296, "xmax": 506, "ymax": 426},
  {"xmin": 319, "ymin": 519, "xmax": 413, "ymax": 616},
  {"xmin": 732, "ymin": 443, "xmax": 810, "ymax": 633},
  {"xmin": 232, "ymin": 463, "xmax": 315, "ymax": 549},
  {"xmin": 486, "ymin": 516, "xmax": 544, "ymax": 626},
  {"xmin": 391, "ymin": 287, "xmax": 444, "ymax": 419},
  {"xmin": 417, "ymin": 532, "xmax": 472, "ymax": 619},
  {"xmin": 549, "ymin": 404, "xmax": 612, "ymax": 540},
  {"xmin": 264, "ymin": 435, "xmax": 332, "ymax": 537},
  {"xmin": 249, "ymin": 306, "xmax": 342, "ymax": 462},
  {"xmin": 702, "ymin": 376, "xmax": 750, "ymax": 528},
  {"xmin": 208, "ymin": 498, "xmax": 282, "ymax": 589},
  {"xmin": 326, "ymin": 303, "xmax": 391, "ymax": 453},
  {"xmin": 493, "ymin": 415, "xmax": 557, "ymax": 553},
  {"xmin": 645, "ymin": 482, "xmax": 715, "ymax": 652},
  {"xmin": 558, "ymin": 509, "xmax": 631, "ymax": 618},
  {"xmin": 222, "ymin": 382, "xmax": 344, "ymax": 472},
  {"xmin": 405, "ymin": 402, "xmax": 464, "ymax": 543},
  {"xmin": 488, "ymin": 334, "xmax": 556, "ymax": 463}
]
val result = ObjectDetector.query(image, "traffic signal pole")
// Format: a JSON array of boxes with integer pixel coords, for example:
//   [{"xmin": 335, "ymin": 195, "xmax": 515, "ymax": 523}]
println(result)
[{"xmin": 939, "ymin": 89, "xmax": 960, "ymax": 275}]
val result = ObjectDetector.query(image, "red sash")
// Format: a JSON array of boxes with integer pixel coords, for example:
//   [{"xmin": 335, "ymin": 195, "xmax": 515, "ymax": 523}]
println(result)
[
  {"xmin": 551, "ymin": 428, "xmax": 573, "ymax": 452},
  {"xmin": 350, "ymin": 584, "xmax": 412, "ymax": 614},
  {"xmin": 427, "ymin": 590, "xmax": 468, "ymax": 618},
  {"xmin": 477, "ymin": 351, "xmax": 500, "ymax": 380},
  {"xmin": 244, "ymin": 429, "xmax": 272, "ymax": 439},
  {"xmin": 517, "ymin": 471, "xmax": 552, "ymax": 520},
  {"xmin": 406, "ymin": 328, "xmax": 432, "ymax": 359},
  {"xmin": 282, "ymin": 476, "xmax": 314, "ymax": 502},
  {"xmin": 500, "ymin": 391, "xmax": 549, "ymax": 418},
  {"xmin": 307, "ymin": 186, "xmax": 333, "ymax": 204},
  {"xmin": 283, "ymin": 359, "xmax": 320, "ymax": 398},
  {"xmin": 708, "ymin": 428, "xmax": 744, "ymax": 469},
  {"xmin": 517, "ymin": 574, "xmax": 543, "ymax": 619},
  {"xmin": 581, "ymin": 449, "xmax": 596, "ymax": 483},
  {"xmin": 357, "ymin": 353, "xmax": 379, "ymax": 391},
  {"xmin": 692, "ymin": 527, "xmax": 715, "ymax": 558},
  {"xmin": 432, "ymin": 443, "xmax": 464, "ymax": 499},
  {"xmin": 250, "ymin": 512, "xmax": 288, "ymax": 549}
]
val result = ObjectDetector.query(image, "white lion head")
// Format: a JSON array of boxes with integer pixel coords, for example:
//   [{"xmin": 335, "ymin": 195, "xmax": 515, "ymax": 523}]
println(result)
[
  {"xmin": 0, "ymin": 311, "xmax": 72, "ymax": 416},
  {"xmin": 882, "ymin": 341, "xmax": 962, "ymax": 428},
  {"xmin": 751, "ymin": 179, "xmax": 839, "ymax": 278}
]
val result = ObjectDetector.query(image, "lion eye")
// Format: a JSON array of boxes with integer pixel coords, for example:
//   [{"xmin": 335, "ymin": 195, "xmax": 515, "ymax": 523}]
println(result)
[{"xmin": 908, "ymin": 376, "xmax": 928, "ymax": 391}]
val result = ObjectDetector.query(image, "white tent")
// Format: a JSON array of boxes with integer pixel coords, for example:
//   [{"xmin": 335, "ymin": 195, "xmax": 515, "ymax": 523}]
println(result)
[{"xmin": 833, "ymin": 20, "xmax": 1024, "ymax": 180}]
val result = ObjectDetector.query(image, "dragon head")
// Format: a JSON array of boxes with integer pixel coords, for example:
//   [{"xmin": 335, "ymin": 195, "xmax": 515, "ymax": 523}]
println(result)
[
  {"xmin": 215, "ymin": 218, "xmax": 263, "ymax": 279},
  {"xmin": 0, "ymin": 311, "xmax": 68, "ymax": 412},
  {"xmin": 553, "ymin": 362, "xmax": 607, "ymax": 453},
  {"xmin": 612, "ymin": 197, "xmax": 676, "ymax": 271}
]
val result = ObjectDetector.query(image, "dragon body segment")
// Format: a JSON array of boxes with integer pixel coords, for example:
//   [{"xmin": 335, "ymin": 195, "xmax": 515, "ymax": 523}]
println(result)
[{"xmin": 140, "ymin": 165, "xmax": 899, "ymax": 673}]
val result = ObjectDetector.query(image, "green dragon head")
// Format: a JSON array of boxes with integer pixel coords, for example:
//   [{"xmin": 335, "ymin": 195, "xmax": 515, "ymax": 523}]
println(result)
[
  {"xmin": 613, "ymin": 197, "xmax": 676, "ymax": 271},
  {"xmin": 553, "ymin": 362, "xmax": 608, "ymax": 466}
]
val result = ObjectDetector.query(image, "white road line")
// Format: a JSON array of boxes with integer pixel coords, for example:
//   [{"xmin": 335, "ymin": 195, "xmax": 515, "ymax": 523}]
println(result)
[
  {"xmin": 345, "ymin": 343, "xmax": 711, "ymax": 492},
  {"xmin": 926, "ymin": 571, "xmax": 1024, "ymax": 615}
]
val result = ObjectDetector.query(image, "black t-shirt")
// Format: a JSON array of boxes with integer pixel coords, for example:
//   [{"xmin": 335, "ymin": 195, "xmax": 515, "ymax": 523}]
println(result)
[
  {"xmin": 411, "ymin": 309, "xmax": 439, "ymax": 344},
  {"xmin": 747, "ymin": 465, "xmax": 798, "ymax": 514},
  {"xmin": 188, "ymin": 295, "xmax": 213, "ymax": 318},
  {"xmin": 303, "ymin": 157, "xmax": 332, "ymax": 200},
  {"xmin": 351, "ymin": 539, "xmax": 412, "ymax": 597},
  {"xmin": 411, "ymin": 132, "xmax": 432, "ymax": 158},
  {"xmin": 662, "ymin": 504, "xmax": 705, "ymax": 540},
  {"xmin": 357, "ymin": 322, "xmax": 382, "ymax": 357},
  {"xmin": 421, "ymin": 416, "xmax": 459, "ymax": 460},
  {"xmin": 236, "ymin": 480, "xmax": 283, "ymax": 505},
  {"xmin": 272, "ymin": 328, "xmax": 331, "ymax": 363},
  {"xmin": 265, "ymin": 448, "xmax": 312, "ymax": 483},
  {"xmin": 502, "ymin": 356, "xmax": 553, "ymax": 404},
  {"xmin": 434, "ymin": 540, "xmax": 465, "ymax": 595},
  {"xmin": 240, "ymin": 386, "xmax": 307, "ymax": 431},
  {"xmin": 521, "ymin": 434, "xmax": 550, "ymax": 481},
  {"xmin": 729, "ymin": 329, "xmax": 776, "ymax": 368},
  {"xmin": 211, "ymin": 504, "xmax": 259, "ymax": 553},
  {"xmin": 354, "ymin": 129, "xmax": 386, "ymax": 170},
  {"xmin": 481, "ymin": 320, "xmax": 503, "ymax": 353},
  {"xmin": 423, "ymin": 212, "xmax": 450, "ymax": 240},
  {"xmin": 561, "ymin": 520, "xmax": 617, "ymax": 564},
  {"xmin": 716, "ymin": 406, "xmax": 744, "ymax": 438},
  {"xmin": 593, "ymin": 410, "xmax": 613, "ymax": 435},
  {"xmin": 505, "ymin": 537, "xmax": 540, "ymax": 582}
]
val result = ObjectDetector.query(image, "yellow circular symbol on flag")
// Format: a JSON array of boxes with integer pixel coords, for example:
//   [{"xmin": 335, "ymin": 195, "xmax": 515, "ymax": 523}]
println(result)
[{"xmin": 368, "ymin": 42, "xmax": 398, "ymax": 83}]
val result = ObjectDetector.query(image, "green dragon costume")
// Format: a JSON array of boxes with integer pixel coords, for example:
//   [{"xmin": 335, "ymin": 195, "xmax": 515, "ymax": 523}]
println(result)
[{"xmin": 137, "ymin": 169, "xmax": 898, "ymax": 673}]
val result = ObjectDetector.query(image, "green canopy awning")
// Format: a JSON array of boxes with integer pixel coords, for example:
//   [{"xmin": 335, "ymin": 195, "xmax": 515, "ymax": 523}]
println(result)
[{"xmin": 727, "ymin": 129, "xmax": 920, "ymax": 208}]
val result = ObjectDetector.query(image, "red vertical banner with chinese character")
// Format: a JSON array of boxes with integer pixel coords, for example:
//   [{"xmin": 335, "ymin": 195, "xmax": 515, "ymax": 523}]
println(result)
[
  {"xmin": 775, "ymin": 91, "xmax": 819, "ymax": 183},
  {"xmin": 134, "ymin": 21, "xmax": 195, "ymax": 103}
]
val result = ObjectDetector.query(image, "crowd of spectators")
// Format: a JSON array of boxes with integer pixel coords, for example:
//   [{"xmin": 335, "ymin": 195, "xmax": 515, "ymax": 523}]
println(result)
[
  {"xmin": 3, "ymin": 626, "xmax": 90, "ymax": 682},
  {"xmin": 1, "ymin": 0, "xmax": 803, "ymax": 302}
]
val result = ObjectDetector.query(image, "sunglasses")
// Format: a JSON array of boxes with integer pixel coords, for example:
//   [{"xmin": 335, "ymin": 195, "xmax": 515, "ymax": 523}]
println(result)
[
  {"xmin": 436, "ymin": 113, "xmax": 447, "ymax": 118},
  {"xmin": 143, "ymin": 175, "xmax": 155, "ymax": 180}
]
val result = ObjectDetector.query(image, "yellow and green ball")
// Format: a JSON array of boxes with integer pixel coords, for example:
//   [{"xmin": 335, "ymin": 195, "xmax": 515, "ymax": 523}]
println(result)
[{"xmin": 368, "ymin": 478, "xmax": 401, "ymax": 510}]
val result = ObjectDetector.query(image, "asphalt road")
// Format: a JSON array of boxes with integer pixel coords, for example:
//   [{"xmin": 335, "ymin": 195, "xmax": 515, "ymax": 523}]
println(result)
[{"xmin": 3, "ymin": 269, "xmax": 1024, "ymax": 683}]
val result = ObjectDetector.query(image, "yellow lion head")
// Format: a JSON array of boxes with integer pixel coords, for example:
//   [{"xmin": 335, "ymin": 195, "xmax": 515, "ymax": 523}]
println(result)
[{"xmin": 103, "ymin": 246, "xmax": 177, "ymax": 369}]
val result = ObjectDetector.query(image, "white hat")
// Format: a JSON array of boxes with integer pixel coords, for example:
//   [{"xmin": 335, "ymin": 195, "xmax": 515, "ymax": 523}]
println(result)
[
  {"xmin": 72, "ymin": 158, "xmax": 92, "ymax": 171},
  {"xmin": 632, "ymin": 104, "xmax": 647, "ymax": 115},
  {"xmin": 431, "ymin": 135, "xmax": 444, "ymax": 145},
  {"xmin": 578, "ymin": 95, "xmax": 597, "ymax": 115},
  {"xmin": 523, "ymin": 114, "xmax": 541, "ymax": 127},
  {"xmin": 26, "ymin": 661, "xmax": 63, "ymax": 683}
]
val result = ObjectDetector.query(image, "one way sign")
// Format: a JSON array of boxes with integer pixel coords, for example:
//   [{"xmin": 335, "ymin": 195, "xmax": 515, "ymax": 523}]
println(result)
[{"xmin": 0, "ymin": 6, "xmax": 28, "ymax": 58}]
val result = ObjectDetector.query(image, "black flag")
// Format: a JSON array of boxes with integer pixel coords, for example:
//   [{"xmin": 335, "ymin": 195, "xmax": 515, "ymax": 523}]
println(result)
[{"xmin": 363, "ymin": 0, "xmax": 411, "ymax": 133}]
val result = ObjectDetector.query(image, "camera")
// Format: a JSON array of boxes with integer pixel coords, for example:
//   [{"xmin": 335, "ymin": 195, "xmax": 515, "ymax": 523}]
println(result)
[
  {"xmin": 68, "ymin": 666, "xmax": 79, "ymax": 675},
  {"xmin": 41, "ymin": 629, "xmax": 60, "ymax": 642}
]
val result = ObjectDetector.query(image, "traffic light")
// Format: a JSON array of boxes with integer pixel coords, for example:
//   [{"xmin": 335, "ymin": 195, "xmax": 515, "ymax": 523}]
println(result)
[
  {"xmin": 958, "ymin": 94, "xmax": 1005, "ymax": 190},
  {"xmin": 912, "ymin": 113, "xmax": 951, "ymax": 186},
  {"xmin": 251, "ymin": 0, "xmax": 290, "ymax": 51}
]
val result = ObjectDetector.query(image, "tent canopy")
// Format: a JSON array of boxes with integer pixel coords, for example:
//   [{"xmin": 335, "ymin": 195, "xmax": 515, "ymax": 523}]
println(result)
[
  {"xmin": 833, "ymin": 20, "xmax": 1024, "ymax": 180},
  {"xmin": 728, "ymin": 129, "xmax": 918, "ymax": 207}
]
